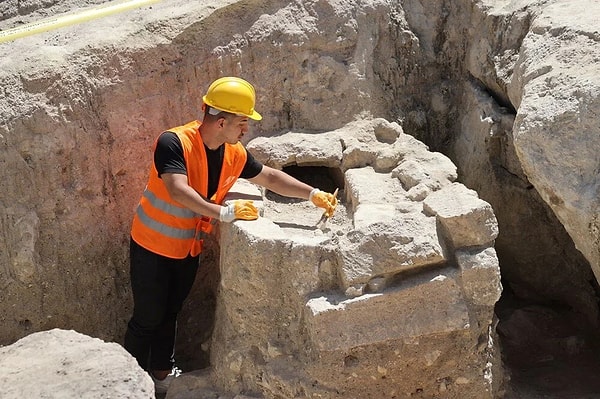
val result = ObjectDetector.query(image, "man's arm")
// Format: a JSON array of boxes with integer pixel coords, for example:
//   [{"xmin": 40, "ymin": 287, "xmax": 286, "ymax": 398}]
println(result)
[
  {"xmin": 248, "ymin": 165, "xmax": 313, "ymax": 199},
  {"xmin": 249, "ymin": 165, "xmax": 338, "ymax": 217},
  {"xmin": 161, "ymin": 173, "xmax": 222, "ymax": 219}
]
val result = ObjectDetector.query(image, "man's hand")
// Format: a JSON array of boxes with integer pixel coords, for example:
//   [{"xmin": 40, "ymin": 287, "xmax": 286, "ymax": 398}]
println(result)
[
  {"xmin": 219, "ymin": 200, "xmax": 259, "ymax": 223},
  {"xmin": 309, "ymin": 189, "xmax": 338, "ymax": 218}
]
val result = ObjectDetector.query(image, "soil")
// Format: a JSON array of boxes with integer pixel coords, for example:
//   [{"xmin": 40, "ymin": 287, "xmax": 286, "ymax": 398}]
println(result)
[{"xmin": 496, "ymin": 286, "xmax": 600, "ymax": 399}]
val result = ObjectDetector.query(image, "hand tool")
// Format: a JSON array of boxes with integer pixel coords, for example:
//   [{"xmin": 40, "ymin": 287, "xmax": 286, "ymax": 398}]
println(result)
[{"xmin": 316, "ymin": 188, "xmax": 338, "ymax": 229}]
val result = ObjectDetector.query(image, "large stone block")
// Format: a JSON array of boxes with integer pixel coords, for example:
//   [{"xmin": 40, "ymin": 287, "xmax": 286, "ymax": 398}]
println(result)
[
  {"xmin": 305, "ymin": 272, "xmax": 469, "ymax": 351},
  {"xmin": 344, "ymin": 166, "xmax": 409, "ymax": 209},
  {"xmin": 337, "ymin": 207, "xmax": 446, "ymax": 288},
  {"xmin": 392, "ymin": 151, "xmax": 458, "ymax": 191},
  {"xmin": 247, "ymin": 131, "xmax": 343, "ymax": 169},
  {"xmin": 423, "ymin": 183, "xmax": 499, "ymax": 248},
  {"xmin": 457, "ymin": 247, "xmax": 502, "ymax": 307}
]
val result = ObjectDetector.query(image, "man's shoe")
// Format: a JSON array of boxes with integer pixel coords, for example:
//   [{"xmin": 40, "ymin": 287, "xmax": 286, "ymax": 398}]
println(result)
[{"xmin": 151, "ymin": 367, "xmax": 182, "ymax": 394}]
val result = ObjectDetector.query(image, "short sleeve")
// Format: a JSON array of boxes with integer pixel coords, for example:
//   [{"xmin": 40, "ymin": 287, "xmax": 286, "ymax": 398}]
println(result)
[
  {"xmin": 240, "ymin": 149, "xmax": 263, "ymax": 179},
  {"xmin": 154, "ymin": 132, "xmax": 186, "ymax": 177}
]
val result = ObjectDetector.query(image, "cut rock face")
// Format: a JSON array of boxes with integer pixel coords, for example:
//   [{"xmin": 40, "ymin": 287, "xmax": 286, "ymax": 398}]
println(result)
[{"xmin": 188, "ymin": 118, "xmax": 502, "ymax": 399}]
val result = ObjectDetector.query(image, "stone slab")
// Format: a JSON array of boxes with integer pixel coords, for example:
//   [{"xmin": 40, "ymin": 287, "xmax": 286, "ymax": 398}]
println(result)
[
  {"xmin": 457, "ymin": 247, "xmax": 502, "ymax": 307},
  {"xmin": 305, "ymin": 272, "xmax": 469, "ymax": 351},
  {"xmin": 423, "ymin": 183, "xmax": 499, "ymax": 248}
]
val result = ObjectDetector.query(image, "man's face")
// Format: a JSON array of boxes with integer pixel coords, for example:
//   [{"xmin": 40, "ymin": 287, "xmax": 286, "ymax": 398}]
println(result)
[{"xmin": 220, "ymin": 115, "xmax": 249, "ymax": 143}]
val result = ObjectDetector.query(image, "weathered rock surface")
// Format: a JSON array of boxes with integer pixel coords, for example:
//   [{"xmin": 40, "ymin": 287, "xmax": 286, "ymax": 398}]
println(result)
[
  {"xmin": 1, "ymin": 0, "xmax": 599, "ymax": 397},
  {"xmin": 169, "ymin": 119, "xmax": 501, "ymax": 398},
  {"xmin": 453, "ymin": 0, "xmax": 600, "ymax": 329},
  {"xmin": 423, "ymin": 183, "xmax": 499, "ymax": 249},
  {"xmin": 509, "ymin": 2, "xmax": 600, "ymax": 282},
  {"xmin": 0, "ymin": 328, "xmax": 154, "ymax": 398}
]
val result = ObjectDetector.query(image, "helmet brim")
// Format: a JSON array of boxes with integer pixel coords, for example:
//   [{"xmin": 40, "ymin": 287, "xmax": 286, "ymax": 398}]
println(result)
[{"xmin": 248, "ymin": 110, "xmax": 262, "ymax": 121}]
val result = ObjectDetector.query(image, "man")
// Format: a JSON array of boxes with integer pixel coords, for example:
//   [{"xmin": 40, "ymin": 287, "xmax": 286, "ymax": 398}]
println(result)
[{"xmin": 124, "ymin": 76, "xmax": 337, "ymax": 394}]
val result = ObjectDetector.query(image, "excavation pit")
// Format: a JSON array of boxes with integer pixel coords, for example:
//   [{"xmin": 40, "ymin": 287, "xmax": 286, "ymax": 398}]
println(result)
[
  {"xmin": 279, "ymin": 165, "xmax": 345, "ymax": 195},
  {"xmin": 2, "ymin": 1, "xmax": 600, "ymax": 398}
]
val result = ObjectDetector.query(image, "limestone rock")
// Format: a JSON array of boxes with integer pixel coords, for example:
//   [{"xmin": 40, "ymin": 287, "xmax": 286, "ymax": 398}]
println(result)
[
  {"xmin": 392, "ymin": 150, "xmax": 458, "ymax": 200},
  {"xmin": 450, "ymin": 0, "xmax": 600, "ymax": 327},
  {"xmin": 507, "ymin": 0, "xmax": 600, "ymax": 282},
  {"xmin": 0, "ymin": 329, "xmax": 154, "ymax": 399},
  {"xmin": 246, "ymin": 131, "xmax": 342, "ymax": 169},
  {"xmin": 305, "ymin": 272, "xmax": 470, "ymax": 351},
  {"xmin": 423, "ymin": 183, "xmax": 499, "ymax": 249},
  {"xmin": 457, "ymin": 247, "xmax": 502, "ymax": 307},
  {"xmin": 208, "ymin": 119, "xmax": 501, "ymax": 398},
  {"xmin": 338, "ymin": 204, "xmax": 446, "ymax": 287}
]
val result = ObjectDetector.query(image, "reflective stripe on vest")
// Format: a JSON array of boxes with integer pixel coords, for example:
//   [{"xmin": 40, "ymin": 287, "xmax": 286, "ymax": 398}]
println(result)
[
  {"xmin": 142, "ymin": 188, "xmax": 196, "ymax": 219},
  {"xmin": 135, "ymin": 206, "xmax": 196, "ymax": 239}
]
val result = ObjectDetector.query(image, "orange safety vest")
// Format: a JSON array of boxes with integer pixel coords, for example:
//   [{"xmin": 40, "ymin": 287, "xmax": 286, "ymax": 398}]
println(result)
[{"xmin": 130, "ymin": 120, "xmax": 247, "ymax": 258}]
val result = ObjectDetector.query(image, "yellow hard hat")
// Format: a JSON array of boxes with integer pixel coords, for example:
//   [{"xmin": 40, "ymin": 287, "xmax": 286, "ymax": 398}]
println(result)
[{"xmin": 202, "ymin": 77, "xmax": 262, "ymax": 120}]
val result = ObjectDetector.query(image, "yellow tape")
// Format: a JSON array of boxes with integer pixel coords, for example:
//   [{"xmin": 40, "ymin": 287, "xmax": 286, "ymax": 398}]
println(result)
[{"xmin": 0, "ymin": 0, "xmax": 161, "ymax": 44}]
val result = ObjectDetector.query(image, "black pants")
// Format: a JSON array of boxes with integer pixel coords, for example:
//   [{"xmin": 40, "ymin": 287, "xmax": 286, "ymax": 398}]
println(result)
[{"xmin": 124, "ymin": 238, "xmax": 199, "ymax": 371}]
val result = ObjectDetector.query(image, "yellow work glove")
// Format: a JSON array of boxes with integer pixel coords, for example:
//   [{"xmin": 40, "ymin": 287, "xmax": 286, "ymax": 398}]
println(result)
[
  {"xmin": 309, "ymin": 188, "xmax": 338, "ymax": 218},
  {"xmin": 219, "ymin": 200, "xmax": 258, "ymax": 223}
]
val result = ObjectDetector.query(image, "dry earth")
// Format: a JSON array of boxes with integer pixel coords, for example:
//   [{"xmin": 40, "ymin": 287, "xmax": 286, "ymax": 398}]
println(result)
[{"xmin": 2, "ymin": 0, "xmax": 600, "ymax": 398}]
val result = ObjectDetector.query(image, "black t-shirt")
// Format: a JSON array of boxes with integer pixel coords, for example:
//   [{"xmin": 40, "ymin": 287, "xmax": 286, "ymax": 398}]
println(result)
[{"xmin": 154, "ymin": 131, "xmax": 263, "ymax": 199}]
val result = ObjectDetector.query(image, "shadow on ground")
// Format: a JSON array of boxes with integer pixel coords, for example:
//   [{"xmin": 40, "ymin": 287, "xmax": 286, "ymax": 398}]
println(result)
[{"xmin": 497, "ymin": 284, "xmax": 600, "ymax": 399}]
